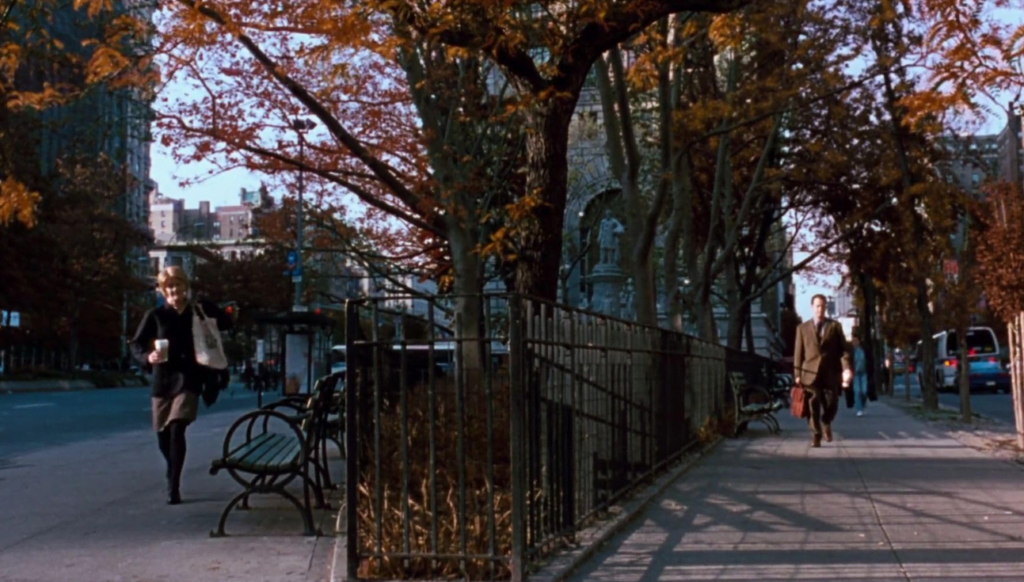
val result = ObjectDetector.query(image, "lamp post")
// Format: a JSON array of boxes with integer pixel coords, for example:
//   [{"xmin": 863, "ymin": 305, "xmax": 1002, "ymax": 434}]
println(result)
[{"xmin": 292, "ymin": 118, "xmax": 316, "ymax": 309}]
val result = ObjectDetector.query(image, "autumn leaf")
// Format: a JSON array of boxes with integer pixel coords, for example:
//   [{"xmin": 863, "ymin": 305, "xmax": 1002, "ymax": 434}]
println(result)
[{"xmin": 0, "ymin": 176, "xmax": 42, "ymax": 227}]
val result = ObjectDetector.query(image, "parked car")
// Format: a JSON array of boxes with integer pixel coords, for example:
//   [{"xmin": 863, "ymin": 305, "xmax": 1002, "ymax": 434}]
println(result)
[
  {"xmin": 918, "ymin": 327, "xmax": 1004, "ymax": 392},
  {"xmin": 956, "ymin": 355, "xmax": 1011, "ymax": 393}
]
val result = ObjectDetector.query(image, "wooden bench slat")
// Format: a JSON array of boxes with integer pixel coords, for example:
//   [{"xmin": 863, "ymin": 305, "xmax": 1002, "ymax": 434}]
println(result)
[
  {"xmin": 225, "ymin": 432, "xmax": 277, "ymax": 462},
  {"xmin": 250, "ymin": 437, "xmax": 298, "ymax": 471},
  {"xmin": 258, "ymin": 439, "xmax": 302, "ymax": 471},
  {"xmin": 231, "ymin": 433, "xmax": 286, "ymax": 466},
  {"xmin": 238, "ymin": 434, "xmax": 293, "ymax": 471},
  {"xmin": 234, "ymin": 434, "xmax": 290, "ymax": 470}
]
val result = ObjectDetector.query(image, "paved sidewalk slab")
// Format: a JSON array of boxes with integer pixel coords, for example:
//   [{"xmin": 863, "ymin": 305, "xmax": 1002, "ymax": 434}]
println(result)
[
  {"xmin": 0, "ymin": 407, "xmax": 342, "ymax": 582},
  {"xmin": 563, "ymin": 400, "xmax": 1024, "ymax": 582}
]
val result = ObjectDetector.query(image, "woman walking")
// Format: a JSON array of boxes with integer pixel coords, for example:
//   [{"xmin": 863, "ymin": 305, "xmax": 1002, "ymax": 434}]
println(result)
[
  {"xmin": 852, "ymin": 335, "xmax": 869, "ymax": 417},
  {"xmin": 130, "ymin": 266, "xmax": 230, "ymax": 504}
]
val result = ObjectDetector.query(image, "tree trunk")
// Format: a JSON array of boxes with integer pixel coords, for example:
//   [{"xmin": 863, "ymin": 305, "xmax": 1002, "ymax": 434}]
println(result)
[
  {"xmin": 917, "ymin": 279, "xmax": 938, "ymax": 410},
  {"xmin": 744, "ymin": 301, "xmax": 756, "ymax": 353},
  {"xmin": 68, "ymin": 302, "xmax": 81, "ymax": 370},
  {"xmin": 956, "ymin": 318, "xmax": 973, "ymax": 423},
  {"xmin": 725, "ymin": 259, "xmax": 743, "ymax": 350},
  {"xmin": 449, "ymin": 227, "xmax": 485, "ymax": 378},
  {"xmin": 858, "ymin": 273, "xmax": 878, "ymax": 401},
  {"xmin": 904, "ymin": 350, "xmax": 912, "ymax": 401},
  {"xmin": 516, "ymin": 102, "xmax": 575, "ymax": 301}
]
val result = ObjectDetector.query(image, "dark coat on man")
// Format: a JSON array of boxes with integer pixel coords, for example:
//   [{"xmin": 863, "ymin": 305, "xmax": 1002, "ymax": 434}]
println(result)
[{"xmin": 793, "ymin": 318, "xmax": 852, "ymax": 391}]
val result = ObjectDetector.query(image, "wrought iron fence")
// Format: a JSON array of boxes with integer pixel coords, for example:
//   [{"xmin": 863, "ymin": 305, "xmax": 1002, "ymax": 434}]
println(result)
[{"xmin": 344, "ymin": 294, "xmax": 774, "ymax": 581}]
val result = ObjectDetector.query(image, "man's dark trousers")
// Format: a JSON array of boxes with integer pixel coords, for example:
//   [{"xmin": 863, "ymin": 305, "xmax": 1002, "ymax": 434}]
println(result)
[{"xmin": 806, "ymin": 383, "xmax": 839, "ymax": 437}]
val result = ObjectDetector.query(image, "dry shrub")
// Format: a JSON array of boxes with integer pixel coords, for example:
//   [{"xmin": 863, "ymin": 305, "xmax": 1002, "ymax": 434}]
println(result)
[
  {"xmin": 356, "ymin": 372, "xmax": 513, "ymax": 580},
  {"xmin": 698, "ymin": 411, "xmax": 734, "ymax": 443}
]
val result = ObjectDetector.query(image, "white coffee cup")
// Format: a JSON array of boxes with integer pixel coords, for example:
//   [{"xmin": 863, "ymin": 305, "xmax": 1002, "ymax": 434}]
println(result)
[{"xmin": 155, "ymin": 339, "xmax": 169, "ymax": 362}]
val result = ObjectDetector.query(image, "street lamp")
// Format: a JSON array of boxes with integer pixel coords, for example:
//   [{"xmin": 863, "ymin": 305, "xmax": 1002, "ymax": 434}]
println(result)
[{"xmin": 292, "ymin": 118, "xmax": 316, "ymax": 309}]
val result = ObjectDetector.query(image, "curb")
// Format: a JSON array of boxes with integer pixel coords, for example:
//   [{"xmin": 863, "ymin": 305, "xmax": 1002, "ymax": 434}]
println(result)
[
  {"xmin": 329, "ymin": 496, "xmax": 346, "ymax": 582},
  {"xmin": 0, "ymin": 381, "xmax": 147, "ymax": 394},
  {"xmin": 885, "ymin": 392, "xmax": 1009, "ymax": 426},
  {"xmin": 528, "ymin": 437, "xmax": 723, "ymax": 582}
]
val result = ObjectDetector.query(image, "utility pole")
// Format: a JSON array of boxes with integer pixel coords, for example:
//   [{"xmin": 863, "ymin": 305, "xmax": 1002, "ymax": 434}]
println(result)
[{"xmin": 292, "ymin": 118, "xmax": 316, "ymax": 310}]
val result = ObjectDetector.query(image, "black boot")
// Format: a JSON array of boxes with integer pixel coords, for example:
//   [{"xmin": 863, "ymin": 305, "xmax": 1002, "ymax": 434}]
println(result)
[{"xmin": 166, "ymin": 421, "xmax": 187, "ymax": 505}]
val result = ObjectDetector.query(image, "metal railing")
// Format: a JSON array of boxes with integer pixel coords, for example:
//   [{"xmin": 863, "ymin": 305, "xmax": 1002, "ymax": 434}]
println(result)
[{"xmin": 344, "ymin": 294, "xmax": 773, "ymax": 580}]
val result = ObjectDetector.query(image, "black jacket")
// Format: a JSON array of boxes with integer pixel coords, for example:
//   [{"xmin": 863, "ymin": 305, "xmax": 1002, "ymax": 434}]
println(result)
[{"xmin": 130, "ymin": 300, "xmax": 232, "ymax": 398}]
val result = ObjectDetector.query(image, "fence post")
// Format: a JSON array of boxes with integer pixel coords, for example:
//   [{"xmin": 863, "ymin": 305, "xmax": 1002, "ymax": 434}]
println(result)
[
  {"xmin": 345, "ymin": 300, "xmax": 360, "ymax": 581},
  {"xmin": 509, "ymin": 295, "xmax": 527, "ymax": 582}
]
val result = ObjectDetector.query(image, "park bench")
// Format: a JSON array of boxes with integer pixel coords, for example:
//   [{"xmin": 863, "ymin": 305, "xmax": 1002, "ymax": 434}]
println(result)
[
  {"xmin": 729, "ymin": 371, "xmax": 783, "ymax": 437},
  {"xmin": 261, "ymin": 379, "xmax": 345, "ymax": 491},
  {"xmin": 772, "ymin": 372, "xmax": 794, "ymax": 406},
  {"xmin": 208, "ymin": 372, "xmax": 341, "ymax": 537}
]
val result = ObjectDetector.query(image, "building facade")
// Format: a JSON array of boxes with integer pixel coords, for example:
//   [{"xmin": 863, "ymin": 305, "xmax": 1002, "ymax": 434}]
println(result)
[{"xmin": 148, "ymin": 187, "xmax": 270, "ymax": 274}]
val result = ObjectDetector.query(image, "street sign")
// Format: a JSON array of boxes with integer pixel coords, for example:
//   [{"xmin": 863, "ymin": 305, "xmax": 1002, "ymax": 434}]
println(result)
[
  {"xmin": 286, "ymin": 250, "xmax": 298, "ymax": 268},
  {"xmin": 256, "ymin": 339, "xmax": 265, "ymax": 363},
  {"xmin": 294, "ymin": 305, "xmax": 309, "ymax": 312},
  {"xmin": 291, "ymin": 274, "xmax": 302, "ymax": 283},
  {"xmin": 0, "ymin": 310, "xmax": 19, "ymax": 328},
  {"xmin": 944, "ymin": 259, "xmax": 959, "ymax": 282}
]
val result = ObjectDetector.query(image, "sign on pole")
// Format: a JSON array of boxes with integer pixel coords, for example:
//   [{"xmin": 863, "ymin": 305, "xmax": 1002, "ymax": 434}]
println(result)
[
  {"xmin": 0, "ymin": 310, "xmax": 19, "ymax": 328},
  {"xmin": 943, "ymin": 259, "xmax": 959, "ymax": 282},
  {"xmin": 256, "ymin": 339, "xmax": 265, "ymax": 363},
  {"xmin": 286, "ymin": 250, "xmax": 298, "ymax": 269}
]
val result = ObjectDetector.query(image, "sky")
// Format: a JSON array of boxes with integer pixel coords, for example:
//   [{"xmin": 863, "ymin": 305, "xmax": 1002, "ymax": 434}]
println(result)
[{"xmin": 149, "ymin": 147, "xmax": 258, "ymax": 210}]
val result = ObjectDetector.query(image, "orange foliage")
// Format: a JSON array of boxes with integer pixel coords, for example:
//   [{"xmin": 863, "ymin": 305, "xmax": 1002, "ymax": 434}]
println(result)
[{"xmin": 976, "ymin": 182, "xmax": 1024, "ymax": 322}]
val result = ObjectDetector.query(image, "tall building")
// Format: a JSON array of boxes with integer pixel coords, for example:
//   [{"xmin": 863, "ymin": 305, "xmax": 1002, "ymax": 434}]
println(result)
[{"xmin": 18, "ymin": 0, "xmax": 156, "ymax": 230}]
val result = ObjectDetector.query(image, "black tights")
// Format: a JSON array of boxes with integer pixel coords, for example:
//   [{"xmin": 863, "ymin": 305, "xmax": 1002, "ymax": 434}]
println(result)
[{"xmin": 157, "ymin": 420, "xmax": 188, "ymax": 493}]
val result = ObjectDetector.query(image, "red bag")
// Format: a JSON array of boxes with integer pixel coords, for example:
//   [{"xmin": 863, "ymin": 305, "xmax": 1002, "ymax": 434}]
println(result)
[{"xmin": 790, "ymin": 385, "xmax": 809, "ymax": 419}]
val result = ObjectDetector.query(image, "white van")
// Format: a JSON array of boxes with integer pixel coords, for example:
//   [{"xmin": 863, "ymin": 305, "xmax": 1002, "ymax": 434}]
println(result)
[{"xmin": 920, "ymin": 327, "xmax": 1000, "ymax": 391}]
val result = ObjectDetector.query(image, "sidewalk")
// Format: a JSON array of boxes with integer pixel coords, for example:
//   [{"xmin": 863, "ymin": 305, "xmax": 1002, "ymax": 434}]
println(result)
[
  {"xmin": 0, "ymin": 406, "xmax": 343, "ymax": 582},
  {"xmin": 561, "ymin": 398, "xmax": 1024, "ymax": 582}
]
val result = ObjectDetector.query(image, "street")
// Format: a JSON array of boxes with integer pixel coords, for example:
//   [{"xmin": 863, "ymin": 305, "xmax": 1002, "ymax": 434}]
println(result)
[
  {"xmin": 0, "ymin": 383, "xmax": 280, "ymax": 461},
  {"xmin": 0, "ymin": 385, "xmax": 339, "ymax": 582},
  {"xmin": 890, "ymin": 373, "xmax": 1016, "ymax": 424}
]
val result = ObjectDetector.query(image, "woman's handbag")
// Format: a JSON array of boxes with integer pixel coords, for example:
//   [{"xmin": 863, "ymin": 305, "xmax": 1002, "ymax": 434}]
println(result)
[
  {"xmin": 790, "ymin": 385, "xmax": 809, "ymax": 419},
  {"xmin": 193, "ymin": 302, "xmax": 228, "ymax": 370}
]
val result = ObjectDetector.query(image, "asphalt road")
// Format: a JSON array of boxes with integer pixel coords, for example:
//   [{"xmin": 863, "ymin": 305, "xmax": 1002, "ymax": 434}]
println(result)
[
  {"xmin": 0, "ymin": 383, "xmax": 283, "ymax": 461},
  {"xmin": 889, "ymin": 372, "xmax": 1016, "ymax": 424}
]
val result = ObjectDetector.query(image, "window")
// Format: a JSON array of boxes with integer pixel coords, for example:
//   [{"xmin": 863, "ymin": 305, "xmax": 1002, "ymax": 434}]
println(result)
[
  {"xmin": 213, "ymin": 234, "xmax": 220, "ymax": 241},
  {"xmin": 160, "ymin": 221, "xmax": 165, "ymax": 228}
]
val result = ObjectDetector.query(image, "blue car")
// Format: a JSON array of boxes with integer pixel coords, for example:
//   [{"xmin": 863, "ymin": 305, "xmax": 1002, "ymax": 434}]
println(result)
[{"xmin": 959, "ymin": 355, "xmax": 1011, "ymax": 393}]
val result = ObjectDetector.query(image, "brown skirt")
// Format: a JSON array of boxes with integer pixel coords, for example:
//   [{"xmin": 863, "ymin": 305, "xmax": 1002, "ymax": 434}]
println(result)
[{"xmin": 152, "ymin": 391, "xmax": 199, "ymax": 432}]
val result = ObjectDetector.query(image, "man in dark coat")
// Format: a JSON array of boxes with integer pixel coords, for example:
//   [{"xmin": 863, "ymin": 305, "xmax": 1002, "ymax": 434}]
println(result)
[{"xmin": 794, "ymin": 294, "xmax": 853, "ymax": 447}]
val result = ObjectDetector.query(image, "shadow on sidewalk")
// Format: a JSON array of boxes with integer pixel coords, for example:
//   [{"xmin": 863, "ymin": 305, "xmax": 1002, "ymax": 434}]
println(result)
[{"xmin": 564, "ymin": 400, "xmax": 1024, "ymax": 582}]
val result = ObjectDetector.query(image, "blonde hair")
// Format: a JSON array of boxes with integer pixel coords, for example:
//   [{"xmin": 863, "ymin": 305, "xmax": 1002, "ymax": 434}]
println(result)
[{"xmin": 157, "ymin": 265, "xmax": 190, "ymax": 292}]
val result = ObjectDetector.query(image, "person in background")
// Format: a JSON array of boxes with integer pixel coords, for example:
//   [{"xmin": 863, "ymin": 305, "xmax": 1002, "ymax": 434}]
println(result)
[
  {"xmin": 852, "ymin": 335, "xmax": 869, "ymax": 416},
  {"xmin": 130, "ymin": 266, "xmax": 231, "ymax": 505}
]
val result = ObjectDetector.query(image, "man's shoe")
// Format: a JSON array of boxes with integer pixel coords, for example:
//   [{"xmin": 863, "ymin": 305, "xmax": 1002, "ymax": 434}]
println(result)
[
  {"xmin": 812, "ymin": 434, "xmax": 822, "ymax": 448},
  {"xmin": 167, "ymin": 490, "xmax": 182, "ymax": 505},
  {"xmin": 856, "ymin": 410, "xmax": 864, "ymax": 417},
  {"xmin": 824, "ymin": 426, "xmax": 833, "ymax": 442}
]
